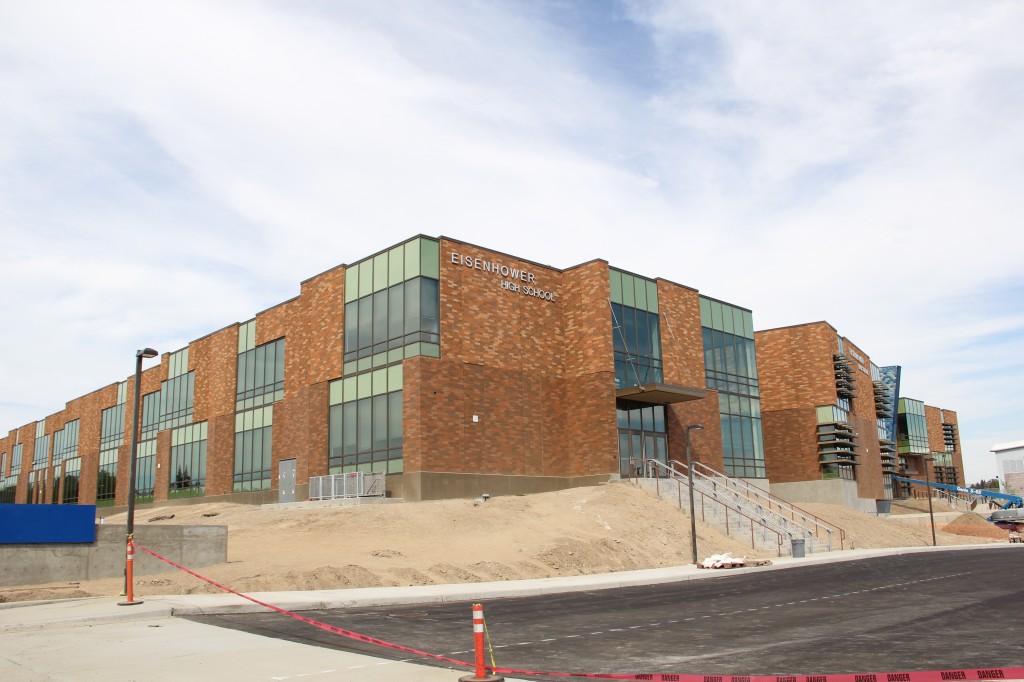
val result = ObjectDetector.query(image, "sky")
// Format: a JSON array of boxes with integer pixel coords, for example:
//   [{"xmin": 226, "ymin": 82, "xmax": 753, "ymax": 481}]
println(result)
[{"xmin": 1, "ymin": 0, "xmax": 1021, "ymax": 485}]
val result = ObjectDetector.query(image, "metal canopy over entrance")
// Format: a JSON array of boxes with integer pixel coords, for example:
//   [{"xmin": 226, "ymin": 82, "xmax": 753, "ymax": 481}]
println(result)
[
  {"xmin": 614, "ymin": 384, "xmax": 705, "ymax": 478},
  {"xmin": 615, "ymin": 383, "xmax": 706, "ymax": 405}
]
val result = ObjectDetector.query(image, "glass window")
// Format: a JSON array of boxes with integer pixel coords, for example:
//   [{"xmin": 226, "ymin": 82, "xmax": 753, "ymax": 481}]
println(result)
[
  {"xmin": 421, "ymin": 277, "xmax": 439, "ymax": 335},
  {"xmin": 388, "ymin": 282, "xmax": 404, "ymax": 340},
  {"xmin": 328, "ymin": 387, "xmax": 404, "ymax": 474},
  {"xmin": 233, "ymin": 407, "xmax": 272, "ymax": 492},
  {"xmin": 237, "ymin": 338, "xmax": 283, "ymax": 411}
]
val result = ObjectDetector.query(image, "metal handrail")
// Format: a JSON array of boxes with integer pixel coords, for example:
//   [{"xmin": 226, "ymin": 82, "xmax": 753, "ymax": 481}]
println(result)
[
  {"xmin": 667, "ymin": 459, "xmax": 816, "ymax": 545},
  {"xmin": 688, "ymin": 461, "xmax": 846, "ymax": 550},
  {"xmin": 629, "ymin": 457, "xmax": 784, "ymax": 556}
]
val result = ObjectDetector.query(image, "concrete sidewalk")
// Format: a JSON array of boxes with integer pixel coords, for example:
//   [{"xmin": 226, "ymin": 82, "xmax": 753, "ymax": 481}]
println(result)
[{"xmin": 0, "ymin": 544, "xmax": 1000, "ymax": 681}]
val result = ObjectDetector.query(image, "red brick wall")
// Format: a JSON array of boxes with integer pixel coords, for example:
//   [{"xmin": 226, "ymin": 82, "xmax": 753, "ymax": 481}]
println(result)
[
  {"xmin": 756, "ymin": 323, "xmax": 837, "ymax": 484},
  {"xmin": 658, "ymin": 281, "xmax": 722, "ymax": 471},
  {"xmin": 400, "ymin": 241, "xmax": 641, "ymax": 481},
  {"xmin": 762, "ymin": 408, "xmax": 822, "ymax": 482},
  {"xmin": 926, "ymin": 405, "xmax": 965, "ymax": 487},
  {"xmin": 756, "ymin": 323, "xmax": 893, "ymax": 500}
]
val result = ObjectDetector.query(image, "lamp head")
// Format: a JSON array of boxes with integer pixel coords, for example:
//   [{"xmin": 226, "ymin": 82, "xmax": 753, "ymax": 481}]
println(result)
[
  {"xmin": 687, "ymin": 424, "xmax": 705, "ymax": 432},
  {"xmin": 137, "ymin": 348, "xmax": 159, "ymax": 359}
]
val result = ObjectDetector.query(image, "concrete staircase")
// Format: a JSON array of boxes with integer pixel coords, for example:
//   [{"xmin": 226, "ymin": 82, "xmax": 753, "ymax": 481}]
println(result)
[{"xmin": 633, "ymin": 459, "xmax": 845, "ymax": 557}]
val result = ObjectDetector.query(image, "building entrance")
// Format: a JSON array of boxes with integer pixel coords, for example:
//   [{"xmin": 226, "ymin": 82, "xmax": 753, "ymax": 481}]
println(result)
[{"xmin": 616, "ymin": 400, "xmax": 668, "ymax": 477}]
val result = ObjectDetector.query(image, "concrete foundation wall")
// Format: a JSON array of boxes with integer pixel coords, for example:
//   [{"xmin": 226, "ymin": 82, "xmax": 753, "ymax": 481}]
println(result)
[
  {"xmin": 0, "ymin": 524, "xmax": 227, "ymax": 587},
  {"xmin": 770, "ymin": 478, "xmax": 877, "ymax": 513},
  {"xmin": 885, "ymin": 512, "xmax": 961, "ymax": 528}
]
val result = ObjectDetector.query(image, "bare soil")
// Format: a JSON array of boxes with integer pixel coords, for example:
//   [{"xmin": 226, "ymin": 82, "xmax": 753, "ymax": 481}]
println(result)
[{"xmin": 0, "ymin": 483, "xmax": 1006, "ymax": 604}]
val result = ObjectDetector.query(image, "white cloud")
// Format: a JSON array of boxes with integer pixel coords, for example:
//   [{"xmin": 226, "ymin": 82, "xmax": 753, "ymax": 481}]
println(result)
[{"xmin": 1, "ymin": 0, "xmax": 1021, "ymax": 483}]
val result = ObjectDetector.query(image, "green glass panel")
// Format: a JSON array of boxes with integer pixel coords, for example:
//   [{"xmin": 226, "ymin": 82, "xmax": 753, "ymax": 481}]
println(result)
[
  {"xmin": 343, "ymin": 376, "xmax": 357, "ymax": 403},
  {"xmin": 343, "ymin": 361, "xmax": 358, "ymax": 376},
  {"xmin": 372, "ymin": 352, "xmax": 388, "ymax": 368},
  {"xmin": 699, "ymin": 296, "xmax": 711, "ymax": 327},
  {"xmin": 420, "ymin": 238, "xmax": 440, "ymax": 279},
  {"xmin": 743, "ymin": 310, "xmax": 754, "ymax": 339},
  {"xmin": 328, "ymin": 380, "xmax": 344, "ymax": 406},
  {"xmin": 372, "ymin": 368, "xmax": 388, "ymax": 395},
  {"xmin": 387, "ymin": 364, "xmax": 403, "ymax": 391},
  {"xmin": 358, "ymin": 258, "xmax": 373, "ymax": 298},
  {"xmin": 405, "ymin": 342, "xmax": 422, "ymax": 358},
  {"xmin": 710, "ymin": 300, "xmax": 722, "ymax": 331},
  {"xmin": 388, "ymin": 458, "xmax": 403, "ymax": 473},
  {"xmin": 722, "ymin": 304, "xmax": 734, "ymax": 334},
  {"xmin": 646, "ymin": 281, "xmax": 658, "ymax": 314},
  {"xmin": 404, "ymin": 239, "xmax": 422, "ymax": 279},
  {"xmin": 733, "ymin": 307, "xmax": 744, "ymax": 338},
  {"xmin": 357, "ymin": 357, "xmax": 372, "ymax": 373},
  {"xmin": 634, "ymin": 277, "xmax": 648, "ymax": 310},
  {"xmin": 357, "ymin": 373, "xmax": 372, "ymax": 399},
  {"xmin": 373, "ymin": 252, "xmax": 389, "ymax": 292},
  {"xmin": 609, "ymin": 269, "xmax": 622, "ymax": 304},
  {"xmin": 422, "ymin": 342, "xmax": 440, "ymax": 358},
  {"xmin": 388, "ymin": 245, "xmax": 404, "ymax": 286},
  {"xmin": 387, "ymin": 348, "xmax": 404, "ymax": 365},
  {"xmin": 621, "ymin": 273, "xmax": 635, "ymax": 307}
]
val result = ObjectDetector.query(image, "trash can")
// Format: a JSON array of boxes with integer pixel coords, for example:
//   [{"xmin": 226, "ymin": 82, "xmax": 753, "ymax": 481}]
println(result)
[{"xmin": 790, "ymin": 538, "xmax": 806, "ymax": 558}]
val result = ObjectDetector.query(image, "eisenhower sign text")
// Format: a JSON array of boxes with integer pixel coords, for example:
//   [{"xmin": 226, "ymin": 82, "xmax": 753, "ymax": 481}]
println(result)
[{"xmin": 450, "ymin": 252, "xmax": 557, "ymax": 302}]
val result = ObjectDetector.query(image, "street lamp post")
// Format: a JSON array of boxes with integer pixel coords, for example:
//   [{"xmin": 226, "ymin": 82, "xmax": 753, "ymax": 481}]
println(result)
[
  {"xmin": 923, "ymin": 456, "xmax": 937, "ymax": 547},
  {"xmin": 685, "ymin": 424, "xmax": 704, "ymax": 565},
  {"xmin": 119, "ymin": 347, "xmax": 158, "ymax": 606}
]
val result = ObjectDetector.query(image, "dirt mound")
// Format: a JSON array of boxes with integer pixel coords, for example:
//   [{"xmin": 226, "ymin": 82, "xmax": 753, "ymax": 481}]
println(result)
[
  {"xmin": 941, "ymin": 512, "xmax": 1009, "ymax": 540},
  {"xmin": 1, "ymin": 483, "xmax": 999, "ymax": 603}
]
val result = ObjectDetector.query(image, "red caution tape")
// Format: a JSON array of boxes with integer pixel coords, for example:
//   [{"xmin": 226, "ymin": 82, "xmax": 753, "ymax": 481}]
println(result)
[{"xmin": 136, "ymin": 544, "xmax": 1022, "ymax": 682}]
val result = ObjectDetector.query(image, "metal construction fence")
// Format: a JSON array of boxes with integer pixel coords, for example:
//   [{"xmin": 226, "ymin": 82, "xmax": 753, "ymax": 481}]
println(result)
[{"xmin": 309, "ymin": 472, "xmax": 386, "ymax": 501}]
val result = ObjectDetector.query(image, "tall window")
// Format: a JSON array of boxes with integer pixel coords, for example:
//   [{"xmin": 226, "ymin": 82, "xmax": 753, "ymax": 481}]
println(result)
[
  {"xmin": 897, "ymin": 398, "xmax": 929, "ymax": 455},
  {"xmin": 234, "ymin": 405, "xmax": 273, "ymax": 491},
  {"xmin": 97, "ymin": 386, "xmax": 127, "ymax": 506},
  {"xmin": 609, "ymin": 268, "xmax": 662, "ymax": 389},
  {"xmin": 236, "ymin": 331, "xmax": 284, "ymax": 411},
  {"xmin": 170, "ymin": 422, "xmax": 208, "ymax": 498},
  {"xmin": 62, "ymin": 458, "xmax": 81, "ymax": 504},
  {"xmin": 616, "ymin": 401, "xmax": 667, "ymax": 476},
  {"xmin": 0, "ymin": 448, "xmax": 15, "ymax": 503},
  {"xmin": 27, "ymin": 470, "xmax": 41, "ymax": 504},
  {"xmin": 135, "ymin": 392, "xmax": 160, "ymax": 501},
  {"xmin": 11, "ymin": 443, "xmax": 22, "ymax": 476},
  {"xmin": 234, "ymin": 328, "xmax": 285, "ymax": 492},
  {"xmin": 343, "ymin": 237, "xmax": 441, "ymax": 376},
  {"xmin": 53, "ymin": 420, "xmax": 80, "ymax": 504},
  {"xmin": 0, "ymin": 477, "xmax": 14, "ymax": 503},
  {"xmin": 32, "ymin": 420, "xmax": 49, "ymax": 469},
  {"xmin": 2, "ymin": 443, "xmax": 21, "ymax": 503},
  {"xmin": 328, "ymin": 365, "xmax": 404, "ymax": 474},
  {"xmin": 700, "ymin": 296, "xmax": 765, "ymax": 478}
]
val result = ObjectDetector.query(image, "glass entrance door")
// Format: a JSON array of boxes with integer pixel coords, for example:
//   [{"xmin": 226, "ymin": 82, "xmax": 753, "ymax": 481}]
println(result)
[{"xmin": 617, "ymin": 400, "xmax": 668, "ymax": 476}]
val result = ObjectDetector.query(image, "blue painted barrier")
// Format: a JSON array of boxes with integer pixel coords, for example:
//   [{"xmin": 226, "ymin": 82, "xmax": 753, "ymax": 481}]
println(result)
[{"xmin": 0, "ymin": 504, "xmax": 97, "ymax": 544}]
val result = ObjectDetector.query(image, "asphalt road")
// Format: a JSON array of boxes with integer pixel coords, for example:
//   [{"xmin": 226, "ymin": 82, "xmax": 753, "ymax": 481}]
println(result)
[{"xmin": 187, "ymin": 547, "xmax": 1024, "ymax": 678}]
